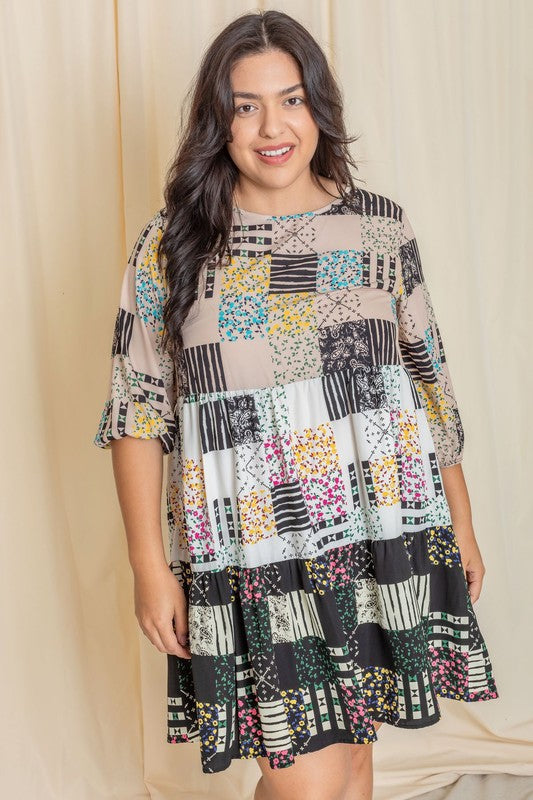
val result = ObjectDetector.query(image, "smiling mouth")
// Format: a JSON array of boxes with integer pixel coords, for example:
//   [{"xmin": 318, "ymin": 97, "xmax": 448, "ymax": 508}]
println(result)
[{"xmin": 255, "ymin": 145, "xmax": 295, "ymax": 164}]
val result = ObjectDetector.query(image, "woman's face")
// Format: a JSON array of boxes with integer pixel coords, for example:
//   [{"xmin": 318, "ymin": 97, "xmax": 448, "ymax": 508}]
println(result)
[{"xmin": 227, "ymin": 49, "xmax": 320, "ymax": 200}]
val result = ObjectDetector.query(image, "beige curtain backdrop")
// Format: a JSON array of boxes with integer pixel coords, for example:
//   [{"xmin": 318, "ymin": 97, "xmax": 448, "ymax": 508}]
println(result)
[{"xmin": 1, "ymin": 1, "xmax": 531, "ymax": 798}]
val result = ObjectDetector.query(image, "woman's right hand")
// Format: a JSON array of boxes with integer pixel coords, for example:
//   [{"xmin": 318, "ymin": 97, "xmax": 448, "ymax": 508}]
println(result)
[{"xmin": 133, "ymin": 561, "xmax": 192, "ymax": 659}]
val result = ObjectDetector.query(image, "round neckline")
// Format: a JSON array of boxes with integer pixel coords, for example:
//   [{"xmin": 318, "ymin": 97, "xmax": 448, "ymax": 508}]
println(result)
[{"xmin": 232, "ymin": 193, "xmax": 344, "ymax": 220}]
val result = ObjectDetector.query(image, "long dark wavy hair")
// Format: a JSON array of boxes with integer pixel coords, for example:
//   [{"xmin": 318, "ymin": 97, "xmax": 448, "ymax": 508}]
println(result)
[{"xmin": 159, "ymin": 9, "xmax": 364, "ymax": 360}]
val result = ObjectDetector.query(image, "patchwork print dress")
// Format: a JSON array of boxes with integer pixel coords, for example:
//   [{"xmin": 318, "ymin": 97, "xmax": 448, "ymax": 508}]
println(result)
[{"xmin": 94, "ymin": 187, "xmax": 499, "ymax": 774}]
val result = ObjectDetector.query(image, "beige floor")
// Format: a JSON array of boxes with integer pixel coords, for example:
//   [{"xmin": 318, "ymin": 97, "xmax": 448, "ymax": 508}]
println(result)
[{"xmin": 412, "ymin": 773, "xmax": 533, "ymax": 800}]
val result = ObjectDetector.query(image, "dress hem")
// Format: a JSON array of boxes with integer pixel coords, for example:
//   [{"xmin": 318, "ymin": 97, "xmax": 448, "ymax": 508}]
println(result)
[{"xmin": 166, "ymin": 682, "xmax": 500, "ymax": 773}]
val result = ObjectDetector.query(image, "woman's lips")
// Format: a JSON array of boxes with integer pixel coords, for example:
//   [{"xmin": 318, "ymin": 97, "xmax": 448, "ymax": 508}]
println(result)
[{"xmin": 255, "ymin": 145, "xmax": 295, "ymax": 165}]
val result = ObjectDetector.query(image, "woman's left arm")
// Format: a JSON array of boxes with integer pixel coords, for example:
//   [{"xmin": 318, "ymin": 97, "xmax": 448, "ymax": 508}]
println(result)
[
  {"xmin": 395, "ymin": 206, "xmax": 486, "ymax": 604},
  {"xmin": 440, "ymin": 462, "xmax": 486, "ymax": 603}
]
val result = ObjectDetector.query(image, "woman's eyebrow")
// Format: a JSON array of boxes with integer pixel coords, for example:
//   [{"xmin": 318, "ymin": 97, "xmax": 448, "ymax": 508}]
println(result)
[{"xmin": 232, "ymin": 83, "xmax": 303, "ymax": 100}]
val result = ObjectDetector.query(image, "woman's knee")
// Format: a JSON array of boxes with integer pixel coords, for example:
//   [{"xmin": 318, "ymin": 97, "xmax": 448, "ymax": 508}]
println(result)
[
  {"xmin": 349, "ymin": 721, "xmax": 382, "ymax": 766},
  {"xmin": 256, "ymin": 743, "xmax": 352, "ymax": 800}
]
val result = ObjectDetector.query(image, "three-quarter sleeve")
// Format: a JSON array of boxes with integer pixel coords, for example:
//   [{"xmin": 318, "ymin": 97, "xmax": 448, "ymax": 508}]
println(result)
[
  {"xmin": 93, "ymin": 210, "xmax": 178, "ymax": 455},
  {"xmin": 396, "ymin": 208, "xmax": 465, "ymax": 468}
]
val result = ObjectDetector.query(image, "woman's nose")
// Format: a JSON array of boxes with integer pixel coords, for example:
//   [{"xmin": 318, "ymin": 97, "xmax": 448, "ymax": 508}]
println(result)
[{"xmin": 259, "ymin": 106, "xmax": 285, "ymax": 138}]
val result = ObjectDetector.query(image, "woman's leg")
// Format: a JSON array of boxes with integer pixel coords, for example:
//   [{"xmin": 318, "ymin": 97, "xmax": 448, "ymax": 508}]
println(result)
[
  {"xmin": 253, "ymin": 741, "xmax": 354, "ymax": 800},
  {"xmin": 253, "ymin": 722, "xmax": 383, "ymax": 800},
  {"xmin": 340, "ymin": 721, "xmax": 383, "ymax": 800}
]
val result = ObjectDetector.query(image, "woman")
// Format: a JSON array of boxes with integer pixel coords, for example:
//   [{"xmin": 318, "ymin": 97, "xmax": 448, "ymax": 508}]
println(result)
[{"xmin": 93, "ymin": 9, "xmax": 499, "ymax": 800}]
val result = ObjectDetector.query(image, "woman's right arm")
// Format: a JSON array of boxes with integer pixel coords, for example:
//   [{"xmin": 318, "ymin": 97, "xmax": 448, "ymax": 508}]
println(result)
[
  {"xmin": 111, "ymin": 436, "xmax": 167, "ymax": 572},
  {"xmin": 93, "ymin": 210, "xmax": 189, "ymax": 658},
  {"xmin": 111, "ymin": 435, "xmax": 191, "ymax": 659}
]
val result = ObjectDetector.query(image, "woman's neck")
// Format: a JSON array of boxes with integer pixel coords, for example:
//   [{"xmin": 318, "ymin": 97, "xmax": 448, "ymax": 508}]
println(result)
[{"xmin": 233, "ymin": 176, "xmax": 341, "ymax": 216}]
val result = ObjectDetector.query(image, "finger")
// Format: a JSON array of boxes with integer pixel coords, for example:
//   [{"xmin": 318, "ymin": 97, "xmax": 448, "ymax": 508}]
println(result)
[
  {"xmin": 173, "ymin": 605, "xmax": 191, "ymax": 649},
  {"xmin": 173, "ymin": 601, "xmax": 190, "ymax": 635},
  {"xmin": 467, "ymin": 574, "xmax": 482, "ymax": 603},
  {"xmin": 174, "ymin": 621, "xmax": 190, "ymax": 648},
  {"xmin": 173, "ymin": 622, "xmax": 192, "ymax": 660},
  {"xmin": 161, "ymin": 620, "xmax": 191, "ymax": 659},
  {"xmin": 175, "ymin": 637, "xmax": 192, "ymax": 659}
]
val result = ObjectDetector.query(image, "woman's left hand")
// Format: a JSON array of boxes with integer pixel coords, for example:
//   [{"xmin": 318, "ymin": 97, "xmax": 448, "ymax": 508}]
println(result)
[{"xmin": 454, "ymin": 524, "xmax": 486, "ymax": 603}]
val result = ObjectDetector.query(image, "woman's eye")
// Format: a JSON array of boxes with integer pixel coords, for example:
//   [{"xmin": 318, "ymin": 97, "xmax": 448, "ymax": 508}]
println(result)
[{"xmin": 235, "ymin": 97, "xmax": 305, "ymax": 114}]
